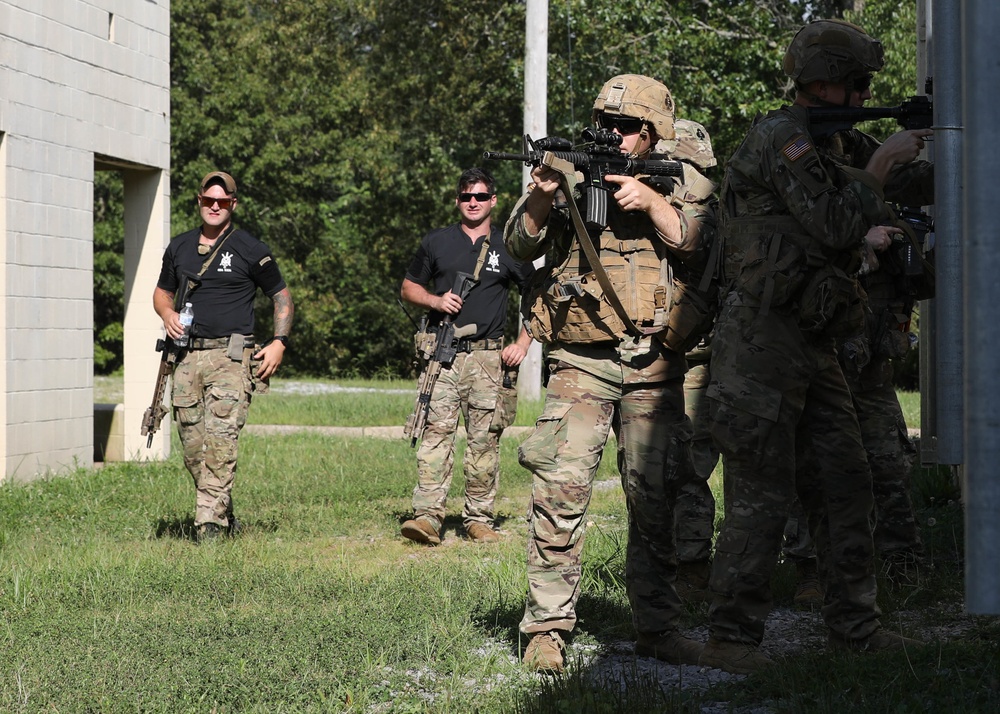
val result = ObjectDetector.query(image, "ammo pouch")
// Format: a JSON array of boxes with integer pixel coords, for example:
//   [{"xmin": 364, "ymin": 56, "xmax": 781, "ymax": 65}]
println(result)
[
  {"xmin": 736, "ymin": 233, "xmax": 809, "ymax": 311},
  {"xmin": 660, "ymin": 276, "xmax": 716, "ymax": 354},
  {"xmin": 798, "ymin": 264, "xmax": 864, "ymax": 338},
  {"xmin": 489, "ymin": 367, "xmax": 519, "ymax": 433},
  {"xmin": 525, "ymin": 275, "xmax": 624, "ymax": 344}
]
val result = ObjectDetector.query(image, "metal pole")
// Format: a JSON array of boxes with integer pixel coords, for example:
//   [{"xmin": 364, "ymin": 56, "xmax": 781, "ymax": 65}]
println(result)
[
  {"xmin": 518, "ymin": 0, "xmax": 548, "ymax": 401},
  {"xmin": 930, "ymin": 0, "xmax": 964, "ymax": 466},
  {"xmin": 962, "ymin": 0, "xmax": 1000, "ymax": 615}
]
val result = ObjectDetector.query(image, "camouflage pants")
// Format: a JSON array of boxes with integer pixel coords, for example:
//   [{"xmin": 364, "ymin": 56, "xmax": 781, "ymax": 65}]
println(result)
[
  {"xmin": 675, "ymin": 358, "xmax": 720, "ymax": 563},
  {"xmin": 707, "ymin": 299, "xmax": 879, "ymax": 645},
  {"xmin": 851, "ymin": 371, "xmax": 922, "ymax": 555},
  {"xmin": 518, "ymin": 357, "xmax": 692, "ymax": 637},
  {"xmin": 412, "ymin": 348, "xmax": 503, "ymax": 530},
  {"xmin": 172, "ymin": 347, "xmax": 252, "ymax": 529}
]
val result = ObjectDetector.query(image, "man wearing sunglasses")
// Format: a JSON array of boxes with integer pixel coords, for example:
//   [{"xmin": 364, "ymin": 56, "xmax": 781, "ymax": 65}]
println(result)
[
  {"xmin": 700, "ymin": 19, "xmax": 933, "ymax": 674},
  {"xmin": 153, "ymin": 171, "xmax": 294, "ymax": 543},
  {"xmin": 399, "ymin": 167, "xmax": 533, "ymax": 547},
  {"xmin": 505, "ymin": 75, "xmax": 714, "ymax": 673}
]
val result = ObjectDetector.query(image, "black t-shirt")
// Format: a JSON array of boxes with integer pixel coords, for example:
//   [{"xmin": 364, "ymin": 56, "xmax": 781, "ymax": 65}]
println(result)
[
  {"xmin": 405, "ymin": 223, "xmax": 533, "ymax": 340},
  {"xmin": 157, "ymin": 226, "xmax": 286, "ymax": 338}
]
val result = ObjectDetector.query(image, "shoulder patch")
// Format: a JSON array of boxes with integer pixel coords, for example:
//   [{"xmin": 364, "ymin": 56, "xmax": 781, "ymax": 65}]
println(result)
[
  {"xmin": 259, "ymin": 256, "xmax": 273, "ymax": 267},
  {"xmin": 782, "ymin": 135, "xmax": 812, "ymax": 162}
]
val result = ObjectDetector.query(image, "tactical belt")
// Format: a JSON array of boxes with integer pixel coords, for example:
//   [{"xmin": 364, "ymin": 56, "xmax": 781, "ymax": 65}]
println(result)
[
  {"xmin": 454, "ymin": 337, "xmax": 503, "ymax": 353},
  {"xmin": 188, "ymin": 336, "xmax": 256, "ymax": 351}
]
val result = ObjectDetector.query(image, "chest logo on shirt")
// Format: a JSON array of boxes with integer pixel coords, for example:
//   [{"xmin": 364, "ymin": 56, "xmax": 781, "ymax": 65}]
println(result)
[
  {"xmin": 486, "ymin": 250, "xmax": 501, "ymax": 273},
  {"xmin": 218, "ymin": 252, "xmax": 234, "ymax": 272}
]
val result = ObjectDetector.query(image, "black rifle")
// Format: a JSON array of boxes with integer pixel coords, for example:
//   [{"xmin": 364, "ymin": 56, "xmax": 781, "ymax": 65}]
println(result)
[
  {"xmin": 891, "ymin": 205, "xmax": 935, "ymax": 280},
  {"xmin": 403, "ymin": 272, "xmax": 478, "ymax": 447},
  {"xmin": 484, "ymin": 128, "xmax": 684, "ymax": 229},
  {"xmin": 141, "ymin": 272, "xmax": 201, "ymax": 448},
  {"xmin": 807, "ymin": 95, "xmax": 933, "ymax": 139}
]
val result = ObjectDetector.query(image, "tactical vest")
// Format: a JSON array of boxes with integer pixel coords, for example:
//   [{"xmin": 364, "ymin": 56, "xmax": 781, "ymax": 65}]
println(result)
[{"xmin": 525, "ymin": 209, "xmax": 673, "ymax": 345}]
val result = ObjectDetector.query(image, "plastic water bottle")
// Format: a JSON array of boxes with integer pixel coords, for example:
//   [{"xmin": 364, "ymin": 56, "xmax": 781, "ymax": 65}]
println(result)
[{"xmin": 176, "ymin": 302, "xmax": 194, "ymax": 347}]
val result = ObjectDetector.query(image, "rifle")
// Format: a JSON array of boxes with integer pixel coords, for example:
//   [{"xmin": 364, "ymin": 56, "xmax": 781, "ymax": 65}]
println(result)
[
  {"xmin": 807, "ymin": 95, "xmax": 933, "ymax": 139},
  {"xmin": 403, "ymin": 272, "xmax": 478, "ymax": 447},
  {"xmin": 484, "ymin": 128, "xmax": 684, "ymax": 229},
  {"xmin": 141, "ymin": 272, "xmax": 201, "ymax": 448}
]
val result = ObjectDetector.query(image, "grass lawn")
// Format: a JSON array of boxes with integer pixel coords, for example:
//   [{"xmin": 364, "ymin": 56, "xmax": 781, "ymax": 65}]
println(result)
[{"xmin": 3, "ymin": 379, "xmax": 992, "ymax": 712}]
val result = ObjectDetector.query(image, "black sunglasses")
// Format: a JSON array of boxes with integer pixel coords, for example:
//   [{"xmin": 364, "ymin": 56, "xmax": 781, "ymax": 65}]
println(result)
[
  {"xmin": 596, "ymin": 113, "xmax": 646, "ymax": 135},
  {"xmin": 458, "ymin": 192, "xmax": 494, "ymax": 203},
  {"xmin": 852, "ymin": 74, "xmax": 874, "ymax": 93}
]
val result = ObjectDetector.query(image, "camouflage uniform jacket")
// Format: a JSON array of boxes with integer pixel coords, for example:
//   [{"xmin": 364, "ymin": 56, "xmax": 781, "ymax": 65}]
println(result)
[{"xmin": 721, "ymin": 104, "xmax": 890, "ymax": 314}]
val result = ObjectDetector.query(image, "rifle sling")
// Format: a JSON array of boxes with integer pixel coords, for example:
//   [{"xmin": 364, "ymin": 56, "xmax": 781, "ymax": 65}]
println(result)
[{"xmin": 554, "ymin": 169, "xmax": 651, "ymax": 339}]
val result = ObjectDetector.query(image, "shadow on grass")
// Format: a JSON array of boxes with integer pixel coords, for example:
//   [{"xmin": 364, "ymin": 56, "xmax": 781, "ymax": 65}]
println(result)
[{"xmin": 153, "ymin": 515, "xmax": 280, "ymax": 541}]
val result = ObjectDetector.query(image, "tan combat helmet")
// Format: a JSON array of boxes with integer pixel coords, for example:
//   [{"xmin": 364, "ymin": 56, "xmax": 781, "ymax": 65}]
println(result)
[
  {"xmin": 783, "ymin": 19, "xmax": 884, "ymax": 86},
  {"xmin": 592, "ymin": 74, "xmax": 676, "ymax": 141},
  {"xmin": 655, "ymin": 119, "xmax": 717, "ymax": 170}
]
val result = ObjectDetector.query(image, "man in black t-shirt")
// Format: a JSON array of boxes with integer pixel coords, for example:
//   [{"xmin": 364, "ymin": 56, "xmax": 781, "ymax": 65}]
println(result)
[
  {"xmin": 400, "ymin": 167, "xmax": 533, "ymax": 545},
  {"xmin": 154, "ymin": 171, "xmax": 294, "ymax": 542}
]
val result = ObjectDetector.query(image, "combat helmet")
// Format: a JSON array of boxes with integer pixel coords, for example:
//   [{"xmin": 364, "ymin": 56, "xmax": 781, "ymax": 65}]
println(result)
[
  {"xmin": 783, "ymin": 19, "xmax": 884, "ymax": 86},
  {"xmin": 593, "ymin": 74, "xmax": 675, "ymax": 141},
  {"xmin": 655, "ymin": 119, "xmax": 717, "ymax": 170}
]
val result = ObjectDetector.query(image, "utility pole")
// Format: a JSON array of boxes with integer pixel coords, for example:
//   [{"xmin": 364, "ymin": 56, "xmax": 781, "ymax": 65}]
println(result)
[{"xmin": 518, "ymin": 0, "xmax": 548, "ymax": 401}]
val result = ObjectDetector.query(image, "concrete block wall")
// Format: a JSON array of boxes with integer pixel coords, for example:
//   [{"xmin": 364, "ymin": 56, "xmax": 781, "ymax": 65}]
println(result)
[{"xmin": 0, "ymin": 0, "xmax": 171, "ymax": 481}]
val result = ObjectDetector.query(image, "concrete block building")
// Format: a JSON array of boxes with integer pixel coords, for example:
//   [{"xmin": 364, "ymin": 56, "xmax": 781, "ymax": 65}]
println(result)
[{"xmin": 0, "ymin": 0, "xmax": 171, "ymax": 481}]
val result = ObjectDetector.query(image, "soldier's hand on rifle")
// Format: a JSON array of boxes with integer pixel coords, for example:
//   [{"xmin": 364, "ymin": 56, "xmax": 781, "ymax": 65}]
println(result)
[
  {"xmin": 865, "ymin": 224, "xmax": 902, "ymax": 253},
  {"xmin": 501, "ymin": 342, "xmax": 528, "ymax": 367},
  {"xmin": 865, "ymin": 128, "xmax": 933, "ymax": 184},
  {"xmin": 435, "ymin": 290, "xmax": 463, "ymax": 315},
  {"xmin": 605, "ymin": 174, "xmax": 660, "ymax": 213}
]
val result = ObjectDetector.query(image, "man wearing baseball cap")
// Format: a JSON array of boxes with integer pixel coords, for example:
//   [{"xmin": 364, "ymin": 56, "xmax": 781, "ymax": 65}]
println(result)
[{"xmin": 153, "ymin": 171, "xmax": 294, "ymax": 542}]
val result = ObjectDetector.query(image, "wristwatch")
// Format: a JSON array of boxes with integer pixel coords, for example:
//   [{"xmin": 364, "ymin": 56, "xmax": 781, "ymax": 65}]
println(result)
[{"xmin": 271, "ymin": 335, "xmax": 289, "ymax": 347}]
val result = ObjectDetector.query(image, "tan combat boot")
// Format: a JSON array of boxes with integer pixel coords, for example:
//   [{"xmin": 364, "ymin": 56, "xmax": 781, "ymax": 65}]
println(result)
[
  {"xmin": 466, "ymin": 522, "xmax": 500, "ymax": 543},
  {"xmin": 675, "ymin": 559, "xmax": 713, "ymax": 603},
  {"xmin": 635, "ymin": 630, "xmax": 704, "ymax": 665},
  {"xmin": 400, "ymin": 515, "xmax": 441, "ymax": 545},
  {"xmin": 793, "ymin": 559, "xmax": 824, "ymax": 608},
  {"xmin": 524, "ymin": 631, "xmax": 565, "ymax": 674},
  {"xmin": 828, "ymin": 628, "xmax": 926, "ymax": 652},
  {"xmin": 699, "ymin": 638, "xmax": 774, "ymax": 674}
]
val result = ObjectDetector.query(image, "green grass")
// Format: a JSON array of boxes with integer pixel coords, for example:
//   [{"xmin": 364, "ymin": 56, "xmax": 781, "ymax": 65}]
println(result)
[{"xmin": 16, "ymin": 380, "xmax": 992, "ymax": 712}]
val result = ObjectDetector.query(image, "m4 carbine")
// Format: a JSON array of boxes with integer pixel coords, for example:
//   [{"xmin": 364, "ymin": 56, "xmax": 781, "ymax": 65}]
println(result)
[
  {"xmin": 403, "ymin": 272, "xmax": 478, "ymax": 448},
  {"xmin": 141, "ymin": 272, "xmax": 201, "ymax": 448},
  {"xmin": 484, "ymin": 128, "xmax": 684, "ymax": 230},
  {"xmin": 807, "ymin": 95, "xmax": 933, "ymax": 140}
]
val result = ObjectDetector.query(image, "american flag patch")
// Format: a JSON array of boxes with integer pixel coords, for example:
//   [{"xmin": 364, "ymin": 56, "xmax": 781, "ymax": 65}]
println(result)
[{"xmin": 782, "ymin": 135, "xmax": 812, "ymax": 162}]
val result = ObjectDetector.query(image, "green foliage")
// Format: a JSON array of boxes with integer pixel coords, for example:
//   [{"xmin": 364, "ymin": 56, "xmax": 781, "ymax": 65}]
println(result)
[{"xmin": 90, "ymin": 0, "xmax": 930, "ymax": 377}]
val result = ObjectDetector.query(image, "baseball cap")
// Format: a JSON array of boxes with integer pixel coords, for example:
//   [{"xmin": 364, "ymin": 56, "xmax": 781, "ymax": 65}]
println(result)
[{"xmin": 200, "ymin": 171, "xmax": 237, "ymax": 195}]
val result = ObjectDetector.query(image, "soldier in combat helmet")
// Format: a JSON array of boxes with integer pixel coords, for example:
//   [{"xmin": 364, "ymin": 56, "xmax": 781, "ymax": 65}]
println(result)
[
  {"xmin": 699, "ymin": 20, "xmax": 932, "ymax": 674},
  {"xmin": 504, "ymin": 75, "xmax": 715, "ymax": 673}
]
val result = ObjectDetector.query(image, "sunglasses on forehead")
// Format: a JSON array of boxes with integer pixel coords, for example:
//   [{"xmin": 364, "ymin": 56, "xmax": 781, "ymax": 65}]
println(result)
[
  {"xmin": 198, "ymin": 194, "xmax": 235, "ymax": 209},
  {"xmin": 596, "ymin": 113, "xmax": 646, "ymax": 135},
  {"xmin": 458, "ymin": 192, "xmax": 494, "ymax": 203}
]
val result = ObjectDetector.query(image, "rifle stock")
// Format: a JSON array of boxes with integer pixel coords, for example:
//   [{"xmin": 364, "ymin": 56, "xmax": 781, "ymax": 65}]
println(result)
[{"xmin": 403, "ymin": 272, "xmax": 477, "ymax": 447}]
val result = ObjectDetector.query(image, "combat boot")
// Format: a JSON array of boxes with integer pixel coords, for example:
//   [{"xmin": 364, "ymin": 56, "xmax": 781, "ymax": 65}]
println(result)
[
  {"xmin": 675, "ymin": 559, "xmax": 712, "ymax": 603},
  {"xmin": 828, "ymin": 628, "xmax": 926, "ymax": 653},
  {"xmin": 523, "ymin": 631, "xmax": 565, "ymax": 674},
  {"xmin": 699, "ymin": 638, "xmax": 774, "ymax": 674},
  {"xmin": 635, "ymin": 630, "xmax": 704, "ymax": 665},
  {"xmin": 400, "ymin": 515, "xmax": 441, "ymax": 546},
  {"xmin": 197, "ymin": 523, "xmax": 222, "ymax": 544},
  {"xmin": 466, "ymin": 522, "xmax": 500, "ymax": 543},
  {"xmin": 793, "ymin": 559, "xmax": 824, "ymax": 608}
]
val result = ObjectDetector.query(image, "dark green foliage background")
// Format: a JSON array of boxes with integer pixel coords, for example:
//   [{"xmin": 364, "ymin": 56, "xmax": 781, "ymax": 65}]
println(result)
[{"xmin": 93, "ymin": 0, "xmax": 919, "ymax": 378}]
